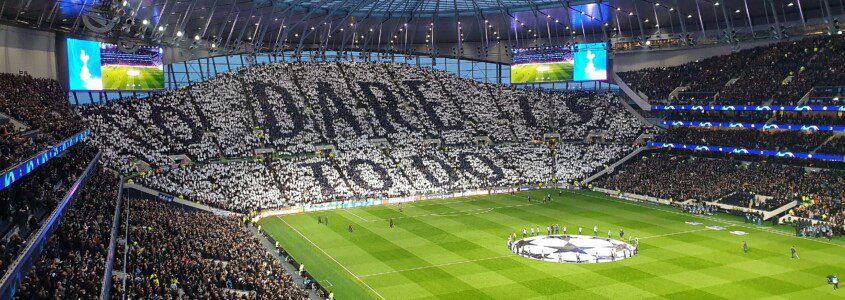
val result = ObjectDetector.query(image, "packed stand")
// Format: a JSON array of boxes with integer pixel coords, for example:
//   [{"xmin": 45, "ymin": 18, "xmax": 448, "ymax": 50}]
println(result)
[
  {"xmin": 555, "ymin": 143, "xmax": 633, "ymax": 184},
  {"xmin": 79, "ymin": 61, "xmax": 646, "ymax": 174},
  {"xmin": 597, "ymin": 152, "xmax": 845, "ymax": 230},
  {"xmin": 114, "ymin": 199, "xmax": 305, "ymax": 299},
  {"xmin": 135, "ymin": 141, "xmax": 637, "ymax": 212},
  {"xmin": 0, "ymin": 143, "xmax": 97, "ymax": 274},
  {"xmin": 13, "ymin": 168, "xmax": 119, "ymax": 299},
  {"xmin": 658, "ymin": 127, "xmax": 833, "ymax": 153},
  {"xmin": 619, "ymin": 35, "xmax": 845, "ymax": 105},
  {"xmin": 0, "ymin": 73, "xmax": 85, "ymax": 169},
  {"xmin": 138, "ymin": 161, "xmax": 285, "ymax": 213}
]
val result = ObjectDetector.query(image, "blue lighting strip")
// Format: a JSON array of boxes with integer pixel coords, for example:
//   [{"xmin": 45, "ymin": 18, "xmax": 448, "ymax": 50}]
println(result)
[
  {"xmin": 662, "ymin": 121, "xmax": 845, "ymax": 132},
  {"xmin": 652, "ymin": 105, "xmax": 845, "ymax": 111},
  {"xmin": 1, "ymin": 129, "xmax": 91, "ymax": 191},
  {"xmin": 648, "ymin": 142, "xmax": 844, "ymax": 162}
]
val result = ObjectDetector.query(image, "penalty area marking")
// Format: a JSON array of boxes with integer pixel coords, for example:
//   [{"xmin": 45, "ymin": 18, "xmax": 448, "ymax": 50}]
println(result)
[
  {"xmin": 319, "ymin": 280, "xmax": 334, "ymax": 288},
  {"xmin": 345, "ymin": 209, "xmax": 370, "ymax": 222},
  {"xmin": 275, "ymin": 216, "xmax": 386, "ymax": 300}
]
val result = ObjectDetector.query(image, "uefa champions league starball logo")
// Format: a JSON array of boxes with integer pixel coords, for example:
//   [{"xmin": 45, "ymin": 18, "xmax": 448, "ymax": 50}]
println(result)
[{"xmin": 509, "ymin": 235, "xmax": 636, "ymax": 264}]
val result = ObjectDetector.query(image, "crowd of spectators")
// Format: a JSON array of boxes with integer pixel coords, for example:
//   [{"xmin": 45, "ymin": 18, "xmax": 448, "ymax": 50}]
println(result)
[
  {"xmin": 679, "ymin": 201, "xmax": 716, "ymax": 215},
  {"xmin": 0, "ymin": 121, "xmax": 34, "ymax": 170},
  {"xmin": 138, "ymin": 161, "xmax": 286, "ymax": 213},
  {"xmin": 0, "ymin": 143, "xmax": 97, "ymax": 274},
  {"xmin": 620, "ymin": 35, "xmax": 844, "ymax": 105},
  {"xmin": 663, "ymin": 111, "xmax": 773, "ymax": 124},
  {"xmin": 658, "ymin": 127, "xmax": 834, "ymax": 153},
  {"xmin": 597, "ymin": 152, "xmax": 845, "ymax": 230},
  {"xmin": 136, "ymin": 142, "xmax": 632, "ymax": 213},
  {"xmin": 13, "ymin": 167, "xmax": 118, "ymax": 299},
  {"xmin": 0, "ymin": 72, "xmax": 125, "ymax": 297},
  {"xmin": 73, "ymin": 61, "xmax": 646, "ymax": 212},
  {"xmin": 793, "ymin": 218, "xmax": 837, "ymax": 238},
  {"xmin": 78, "ymin": 61, "xmax": 647, "ymax": 173},
  {"xmin": 1, "ymin": 69, "xmax": 312, "ymax": 298},
  {"xmin": 555, "ymin": 143, "xmax": 632, "ymax": 184},
  {"xmin": 115, "ymin": 199, "xmax": 306, "ymax": 299},
  {"xmin": 3, "ymin": 33, "xmax": 845, "ymax": 300},
  {"xmin": 0, "ymin": 73, "xmax": 85, "ymax": 170}
]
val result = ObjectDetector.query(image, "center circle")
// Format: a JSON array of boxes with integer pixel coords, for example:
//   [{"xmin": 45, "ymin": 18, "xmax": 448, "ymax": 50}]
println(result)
[{"xmin": 508, "ymin": 235, "xmax": 637, "ymax": 264}]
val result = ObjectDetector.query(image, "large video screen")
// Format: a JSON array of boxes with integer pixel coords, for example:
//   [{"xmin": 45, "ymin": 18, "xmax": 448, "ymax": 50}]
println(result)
[
  {"xmin": 510, "ymin": 46, "xmax": 574, "ymax": 84},
  {"xmin": 511, "ymin": 43, "xmax": 607, "ymax": 83},
  {"xmin": 573, "ymin": 43, "xmax": 608, "ymax": 81},
  {"xmin": 66, "ymin": 38, "xmax": 164, "ymax": 91}
]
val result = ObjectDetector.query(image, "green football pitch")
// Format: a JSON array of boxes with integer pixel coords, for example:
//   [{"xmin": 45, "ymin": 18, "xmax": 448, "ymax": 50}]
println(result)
[
  {"xmin": 102, "ymin": 65, "xmax": 164, "ymax": 90},
  {"xmin": 510, "ymin": 63, "xmax": 574, "ymax": 84},
  {"xmin": 259, "ymin": 189, "xmax": 845, "ymax": 299}
]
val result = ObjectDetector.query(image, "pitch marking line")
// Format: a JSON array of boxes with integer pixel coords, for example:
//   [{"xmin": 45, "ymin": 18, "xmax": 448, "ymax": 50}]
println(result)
[
  {"xmin": 572, "ymin": 190, "xmax": 845, "ymax": 249},
  {"xmin": 358, "ymin": 254, "xmax": 517, "ymax": 278},
  {"xmin": 319, "ymin": 280, "xmax": 333, "ymax": 288},
  {"xmin": 640, "ymin": 228, "xmax": 714, "ymax": 239},
  {"xmin": 345, "ymin": 209, "xmax": 370, "ymax": 222},
  {"xmin": 276, "ymin": 216, "xmax": 386, "ymax": 300}
]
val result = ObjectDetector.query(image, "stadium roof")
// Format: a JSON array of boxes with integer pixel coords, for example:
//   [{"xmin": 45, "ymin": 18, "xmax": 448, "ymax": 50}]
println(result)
[
  {"xmin": 282, "ymin": 0, "xmax": 570, "ymax": 17},
  {"xmin": 1, "ymin": 0, "xmax": 839, "ymax": 57}
]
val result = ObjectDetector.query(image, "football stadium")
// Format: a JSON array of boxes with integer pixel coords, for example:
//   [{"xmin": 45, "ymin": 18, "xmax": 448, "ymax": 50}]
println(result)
[{"xmin": 0, "ymin": 0, "xmax": 844, "ymax": 299}]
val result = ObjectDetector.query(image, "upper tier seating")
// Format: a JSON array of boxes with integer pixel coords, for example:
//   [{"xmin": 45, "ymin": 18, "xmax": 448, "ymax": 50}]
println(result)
[
  {"xmin": 78, "ymin": 61, "xmax": 647, "ymax": 173},
  {"xmin": 619, "ymin": 35, "xmax": 845, "ymax": 105}
]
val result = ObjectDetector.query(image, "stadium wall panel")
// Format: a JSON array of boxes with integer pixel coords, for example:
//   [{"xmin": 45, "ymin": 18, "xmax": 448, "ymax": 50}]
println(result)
[
  {"xmin": 0, "ymin": 25, "xmax": 56, "ymax": 79},
  {"xmin": 614, "ymin": 39, "xmax": 783, "ymax": 72}
]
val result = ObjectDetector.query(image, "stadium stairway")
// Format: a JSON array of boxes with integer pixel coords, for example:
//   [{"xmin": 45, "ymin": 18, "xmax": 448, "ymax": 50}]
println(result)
[
  {"xmin": 615, "ymin": 94, "xmax": 653, "ymax": 128},
  {"xmin": 0, "ymin": 112, "xmax": 27, "ymax": 131},
  {"xmin": 765, "ymin": 201, "xmax": 800, "ymax": 220},
  {"xmin": 810, "ymin": 133, "xmax": 842, "ymax": 154},
  {"xmin": 612, "ymin": 72, "xmax": 651, "ymax": 111},
  {"xmin": 580, "ymin": 145, "xmax": 653, "ymax": 185}
]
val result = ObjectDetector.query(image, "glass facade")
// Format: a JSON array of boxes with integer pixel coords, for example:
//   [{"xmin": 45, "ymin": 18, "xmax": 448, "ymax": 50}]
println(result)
[{"xmin": 70, "ymin": 51, "xmax": 616, "ymax": 105}]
